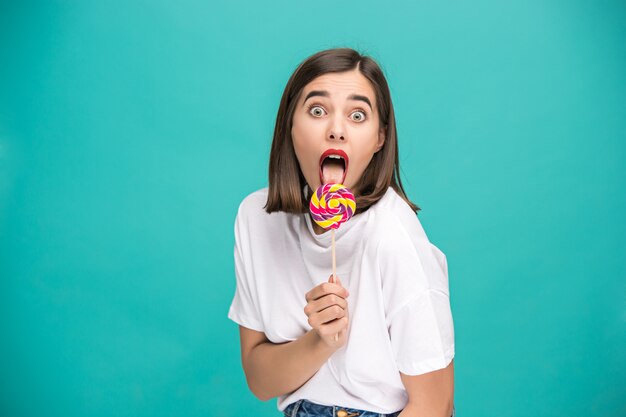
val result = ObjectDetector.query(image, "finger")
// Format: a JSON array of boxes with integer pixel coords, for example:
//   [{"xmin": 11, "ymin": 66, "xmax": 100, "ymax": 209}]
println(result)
[
  {"xmin": 333, "ymin": 274, "xmax": 343, "ymax": 287},
  {"xmin": 306, "ymin": 282, "xmax": 348, "ymax": 302},
  {"xmin": 319, "ymin": 316, "xmax": 349, "ymax": 337},
  {"xmin": 309, "ymin": 304, "xmax": 345, "ymax": 327},
  {"xmin": 305, "ymin": 293, "xmax": 347, "ymax": 316},
  {"xmin": 329, "ymin": 274, "xmax": 348, "ymax": 297}
]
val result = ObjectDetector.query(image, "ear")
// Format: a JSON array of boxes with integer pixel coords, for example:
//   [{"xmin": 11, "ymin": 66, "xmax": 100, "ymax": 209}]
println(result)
[{"xmin": 375, "ymin": 126, "xmax": 386, "ymax": 152}]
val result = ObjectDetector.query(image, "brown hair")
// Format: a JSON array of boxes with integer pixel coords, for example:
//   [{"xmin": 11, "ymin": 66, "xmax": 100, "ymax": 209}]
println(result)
[{"xmin": 265, "ymin": 47, "xmax": 420, "ymax": 215}]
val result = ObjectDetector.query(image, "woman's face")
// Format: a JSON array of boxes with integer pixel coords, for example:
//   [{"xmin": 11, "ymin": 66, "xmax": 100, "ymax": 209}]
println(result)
[{"xmin": 291, "ymin": 69, "xmax": 385, "ymax": 193}]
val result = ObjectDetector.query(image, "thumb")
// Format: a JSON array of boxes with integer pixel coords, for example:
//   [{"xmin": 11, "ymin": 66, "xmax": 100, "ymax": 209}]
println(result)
[{"xmin": 329, "ymin": 273, "xmax": 343, "ymax": 287}]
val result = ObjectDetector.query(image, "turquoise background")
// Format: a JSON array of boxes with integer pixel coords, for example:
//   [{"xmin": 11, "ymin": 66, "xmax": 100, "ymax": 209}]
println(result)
[{"xmin": 1, "ymin": 1, "xmax": 624, "ymax": 416}]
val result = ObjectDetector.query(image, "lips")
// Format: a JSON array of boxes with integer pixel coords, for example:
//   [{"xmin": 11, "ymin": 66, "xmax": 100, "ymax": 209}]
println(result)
[{"xmin": 319, "ymin": 148, "xmax": 349, "ymax": 185}]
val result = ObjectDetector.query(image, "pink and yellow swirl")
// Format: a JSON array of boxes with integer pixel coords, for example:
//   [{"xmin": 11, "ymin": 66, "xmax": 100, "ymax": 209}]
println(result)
[{"xmin": 309, "ymin": 183, "xmax": 356, "ymax": 229}]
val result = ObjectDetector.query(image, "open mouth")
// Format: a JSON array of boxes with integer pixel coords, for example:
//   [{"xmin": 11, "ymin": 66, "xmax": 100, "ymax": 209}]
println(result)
[{"xmin": 319, "ymin": 149, "xmax": 349, "ymax": 185}]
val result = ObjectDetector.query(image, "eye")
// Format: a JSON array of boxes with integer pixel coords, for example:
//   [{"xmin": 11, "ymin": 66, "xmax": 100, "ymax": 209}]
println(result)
[
  {"xmin": 308, "ymin": 105, "xmax": 326, "ymax": 117},
  {"xmin": 350, "ymin": 110, "xmax": 367, "ymax": 122}
]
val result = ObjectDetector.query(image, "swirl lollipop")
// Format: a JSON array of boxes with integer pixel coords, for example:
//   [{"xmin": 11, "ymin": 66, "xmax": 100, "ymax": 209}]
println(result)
[
  {"xmin": 310, "ymin": 183, "xmax": 356, "ymax": 341},
  {"xmin": 310, "ymin": 183, "xmax": 356, "ymax": 230}
]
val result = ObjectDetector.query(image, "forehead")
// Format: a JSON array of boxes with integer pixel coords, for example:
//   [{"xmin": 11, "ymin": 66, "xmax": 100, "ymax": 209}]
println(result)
[{"xmin": 301, "ymin": 70, "xmax": 376, "ymax": 105}]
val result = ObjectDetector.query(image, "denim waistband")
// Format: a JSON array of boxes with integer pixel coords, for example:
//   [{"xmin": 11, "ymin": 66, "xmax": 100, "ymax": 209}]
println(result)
[{"xmin": 282, "ymin": 399, "xmax": 402, "ymax": 417}]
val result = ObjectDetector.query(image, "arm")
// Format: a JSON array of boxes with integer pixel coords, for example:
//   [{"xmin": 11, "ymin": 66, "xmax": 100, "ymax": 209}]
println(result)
[
  {"xmin": 398, "ymin": 359, "xmax": 454, "ymax": 417},
  {"xmin": 239, "ymin": 325, "xmax": 336, "ymax": 401}
]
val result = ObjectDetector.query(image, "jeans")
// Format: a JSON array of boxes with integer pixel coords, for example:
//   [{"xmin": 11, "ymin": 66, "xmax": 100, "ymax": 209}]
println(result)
[
  {"xmin": 282, "ymin": 399, "xmax": 402, "ymax": 417},
  {"xmin": 282, "ymin": 399, "xmax": 456, "ymax": 417}
]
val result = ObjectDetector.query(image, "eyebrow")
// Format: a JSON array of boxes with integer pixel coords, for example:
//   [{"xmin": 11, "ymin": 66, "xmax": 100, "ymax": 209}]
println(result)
[{"xmin": 303, "ymin": 90, "xmax": 373, "ymax": 110}]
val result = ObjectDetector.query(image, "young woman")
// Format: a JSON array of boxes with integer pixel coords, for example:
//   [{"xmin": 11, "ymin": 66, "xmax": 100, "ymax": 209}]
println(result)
[{"xmin": 228, "ymin": 47, "xmax": 455, "ymax": 417}]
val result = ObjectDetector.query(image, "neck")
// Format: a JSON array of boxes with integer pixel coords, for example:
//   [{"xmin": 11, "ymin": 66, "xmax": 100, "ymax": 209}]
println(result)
[{"xmin": 312, "ymin": 221, "xmax": 326, "ymax": 235}]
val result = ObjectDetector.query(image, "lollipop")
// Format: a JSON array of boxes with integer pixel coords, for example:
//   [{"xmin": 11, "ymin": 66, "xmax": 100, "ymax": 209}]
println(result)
[
  {"xmin": 310, "ymin": 183, "xmax": 356, "ymax": 230},
  {"xmin": 310, "ymin": 183, "xmax": 356, "ymax": 341}
]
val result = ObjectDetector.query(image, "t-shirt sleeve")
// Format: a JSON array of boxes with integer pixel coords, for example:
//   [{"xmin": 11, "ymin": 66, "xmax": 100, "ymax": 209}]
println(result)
[
  {"xmin": 388, "ymin": 288, "xmax": 455, "ymax": 375},
  {"xmin": 227, "ymin": 206, "xmax": 265, "ymax": 332},
  {"xmin": 381, "ymin": 224, "xmax": 455, "ymax": 375}
]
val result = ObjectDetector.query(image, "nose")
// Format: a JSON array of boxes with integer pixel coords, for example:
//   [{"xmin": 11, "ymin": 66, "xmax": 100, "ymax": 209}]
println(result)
[
  {"xmin": 329, "ymin": 130, "xmax": 345, "ymax": 141},
  {"xmin": 328, "ymin": 123, "xmax": 345, "ymax": 141},
  {"xmin": 328, "ymin": 114, "xmax": 346, "ymax": 141}
]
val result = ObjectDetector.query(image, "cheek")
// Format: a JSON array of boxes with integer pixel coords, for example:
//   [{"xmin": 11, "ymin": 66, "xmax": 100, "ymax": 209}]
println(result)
[
  {"xmin": 291, "ymin": 127, "xmax": 304, "ymax": 160},
  {"xmin": 292, "ymin": 119, "xmax": 317, "ymax": 155},
  {"xmin": 291, "ymin": 127, "xmax": 314, "ymax": 175},
  {"xmin": 349, "ymin": 139, "xmax": 379, "ymax": 179}
]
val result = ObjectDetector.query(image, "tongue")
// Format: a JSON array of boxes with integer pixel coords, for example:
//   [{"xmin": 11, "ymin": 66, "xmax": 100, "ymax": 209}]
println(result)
[{"xmin": 322, "ymin": 159, "xmax": 345, "ymax": 185}]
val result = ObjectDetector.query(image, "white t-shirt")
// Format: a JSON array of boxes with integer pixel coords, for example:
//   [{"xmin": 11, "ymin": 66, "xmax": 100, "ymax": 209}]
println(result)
[{"xmin": 227, "ymin": 186, "xmax": 455, "ymax": 413}]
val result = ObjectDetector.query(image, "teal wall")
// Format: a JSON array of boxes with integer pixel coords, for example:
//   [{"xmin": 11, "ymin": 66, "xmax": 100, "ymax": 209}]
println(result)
[{"xmin": 1, "ymin": 1, "xmax": 624, "ymax": 416}]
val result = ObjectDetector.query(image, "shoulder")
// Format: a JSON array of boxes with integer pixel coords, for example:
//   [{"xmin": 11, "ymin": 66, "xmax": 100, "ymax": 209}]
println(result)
[
  {"xmin": 234, "ymin": 188, "xmax": 269, "ymax": 248},
  {"xmin": 236, "ymin": 187, "xmax": 269, "ymax": 221},
  {"xmin": 235, "ymin": 187, "xmax": 292, "ymax": 236},
  {"xmin": 371, "ymin": 188, "xmax": 447, "ymax": 273},
  {"xmin": 370, "ymin": 187, "xmax": 429, "ymax": 245}
]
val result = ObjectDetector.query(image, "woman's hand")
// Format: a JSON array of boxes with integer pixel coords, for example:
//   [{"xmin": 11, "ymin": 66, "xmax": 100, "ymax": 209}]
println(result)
[{"xmin": 304, "ymin": 274, "xmax": 350, "ymax": 349}]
